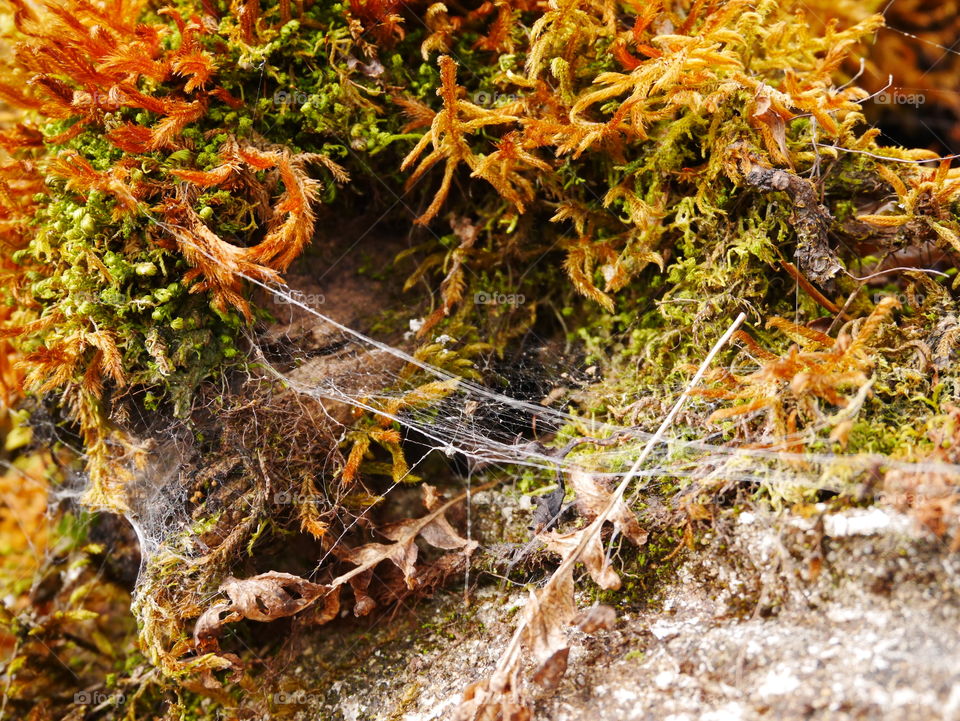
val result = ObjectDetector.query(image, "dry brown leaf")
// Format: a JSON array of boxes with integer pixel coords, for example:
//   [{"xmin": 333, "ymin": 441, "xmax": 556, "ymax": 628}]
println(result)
[
  {"xmin": 542, "ymin": 528, "xmax": 621, "ymax": 590},
  {"xmin": 193, "ymin": 488, "xmax": 482, "ymax": 652},
  {"xmin": 342, "ymin": 533, "xmax": 420, "ymax": 589},
  {"xmin": 193, "ymin": 601, "xmax": 241, "ymax": 653},
  {"xmin": 219, "ymin": 571, "xmax": 327, "ymax": 622},
  {"xmin": 459, "ymin": 675, "xmax": 531, "ymax": 721},
  {"xmin": 335, "ymin": 489, "xmax": 479, "ymax": 593},
  {"xmin": 294, "ymin": 585, "xmax": 341, "ymax": 627},
  {"xmin": 530, "ymin": 648, "xmax": 569, "ymax": 690},
  {"xmin": 422, "ymin": 482, "xmax": 441, "ymax": 510},
  {"xmin": 343, "ymin": 507, "xmax": 477, "ymax": 590},
  {"xmin": 521, "ymin": 569, "xmax": 576, "ymax": 664},
  {"xmin": 570, "ymin": 470, "xmax": 649, "ymax": 546},
  {"xmin": 346, "ymin": 569, "xmax": 376, "ymax": 617},
  {"xmin": 575, "ymin": 604, "xmax": 617, "ymax": 633}
]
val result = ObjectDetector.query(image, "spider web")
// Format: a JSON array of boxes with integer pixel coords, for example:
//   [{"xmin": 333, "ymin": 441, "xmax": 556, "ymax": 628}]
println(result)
[{"xmin": 89, "ymin": 218, "xmax": 960, "ymax": 587}]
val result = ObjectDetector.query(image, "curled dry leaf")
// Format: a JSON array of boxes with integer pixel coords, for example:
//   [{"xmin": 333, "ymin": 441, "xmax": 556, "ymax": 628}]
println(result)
[
  {"xmin": 570, "ymin": 470, "xmax": 649, "ymax": 546},
  {"xmin": 193, "ymin": 602, "xmax": 241, "ymax": 654},
  {"xmin": 575, "ymin": 603, "xmax": 617, "ymax": 634},
  {"xmin": 341, "ymin": 491, "xmax": 478, "ymax": 590},
  {"xmin": 219, "ymin": 571, "xmax": 327, "ymax": 621},
  {"xmin": 542, "ymin": 528, "xmax": 621, "ymax": 590},
  {"xmin": 294, "ymin": 585, "xmax": 341, "ymax": 628},
  {"xmin": 346, "ymin": 569, "xmax": 376, "ymax": 617},
  {"xmin": 193, "ymin": 487, "xmax": 481, "ymax": 656}
]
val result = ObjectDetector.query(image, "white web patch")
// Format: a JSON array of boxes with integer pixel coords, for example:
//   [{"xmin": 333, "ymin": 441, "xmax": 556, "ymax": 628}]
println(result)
[{"xmin": 77, "ymin": 210, "xmax": 960, "ymax": 589}]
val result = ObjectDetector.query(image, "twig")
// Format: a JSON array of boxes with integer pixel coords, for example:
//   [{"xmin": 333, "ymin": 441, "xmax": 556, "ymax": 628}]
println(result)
[
  {"xmin": 827, "ymin": 284, "xmax": 864, "ymax": 335},
  {"xmin": 780, "ymin": 260, "xmax": 841, "ymax": 314}
]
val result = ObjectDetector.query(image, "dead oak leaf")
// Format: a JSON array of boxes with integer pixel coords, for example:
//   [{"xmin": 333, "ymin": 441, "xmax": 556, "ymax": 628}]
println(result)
[
  {"xmin": 569, "ymin": 470, "xmax": 649, "ymax": 546},
  {"xmin": 542, "ymin": 528, "xmax": 621, "ymax": 590},
  {"xmin": 575, "ymin": 603, "xmax": 617, "ymax": 633},
  {"xmin": 219, "ymin": 571, "xmax": 328, "ymax": 621},
  {"xmin": 193, "ymin": 487, "xmax": 484, "ymax": 656},
  {"xmin": 339, "ymin": 492, "xmax": 479, "ymax": 590}
]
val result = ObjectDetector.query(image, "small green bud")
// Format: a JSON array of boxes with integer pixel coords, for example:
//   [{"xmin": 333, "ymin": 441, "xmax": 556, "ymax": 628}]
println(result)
[
  {"xmin": 135, "ymin": 262, "xmax": 158, "ymax": 276},
  {"xmin": 80, "ymin": 214, "xmax": 97, "ymax": 235},
  {"xmin": 199, "ymin": 206, "xmax": 214, "ymax": 221}
]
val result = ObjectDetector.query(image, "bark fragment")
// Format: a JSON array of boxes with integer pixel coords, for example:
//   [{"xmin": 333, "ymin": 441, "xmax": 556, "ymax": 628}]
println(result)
[{"xmin": 745, "ymin": 165, "xmax": 841, "ymax": 285}]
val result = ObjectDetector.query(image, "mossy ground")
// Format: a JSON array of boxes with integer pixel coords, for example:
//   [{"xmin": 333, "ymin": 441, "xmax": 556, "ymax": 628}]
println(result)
[{"xmin": 2, "ymin": 0, "xmax": 960, "ymax": 718}]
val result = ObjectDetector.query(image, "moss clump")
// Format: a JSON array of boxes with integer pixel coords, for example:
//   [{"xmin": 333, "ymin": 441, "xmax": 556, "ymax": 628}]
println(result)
[{"xmin": 2, "ymin": 0, "xmax": 960, "ymax": 718}]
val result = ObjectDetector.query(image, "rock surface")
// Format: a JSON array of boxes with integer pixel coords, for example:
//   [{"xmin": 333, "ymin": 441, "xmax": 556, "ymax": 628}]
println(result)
[{"xmin": 288, "ymin": 505, "xmax": 960, "ymax": 721}]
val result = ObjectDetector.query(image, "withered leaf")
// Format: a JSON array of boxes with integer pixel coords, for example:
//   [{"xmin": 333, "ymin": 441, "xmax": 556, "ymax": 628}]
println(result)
[
  {"xmin": 294, "ymin": 584, "xmax": 341, "ymax": 627},
  {"xmin": 194, "ymin": 489, "xmax": 480, "ymax": 651},
  {"xmin": 531, "ymin": 647, "xmax": 569, "ymax": 690},
  {"xmin": 219, "ymin": 571, "xmax": 327, "ymax": 622},
  {"xmin": 193, "ymin": 601, "xmax": 241, "ymax": 652},
  {"xmin": 751, "ymin": 84, "xmax": 792, "ymax": 166},
  {"xmin": 575, "ymin": 604, "xmax": 617, "ymax": 634},
  {"xmin": 542, "ymin": 528, "xmax": 621, "ymax": 591},
  {"xmin": 422, "ymin": 482, "xmax": 441, "ymax": 510},
  {"xmin": 458, "ymin": 675, "xmax": 531, "ymax": 721},
  {"xmin": 342, "ymin": 534, "xmax": 420, "ymax": 590},
  {"xmin": 339, "ymin": 496, "xmax": 478, "ymax": 590},
  {"xmin": 520, "ymin": 569, "xmax": 576, "ymax": 664},
  {"xmin": 570, "ymin": 470, "xmax": 649, "ymax": 546},
  {"xmin": 347, "ymin": 569, "xmax": 377, "ymax": 617}
]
